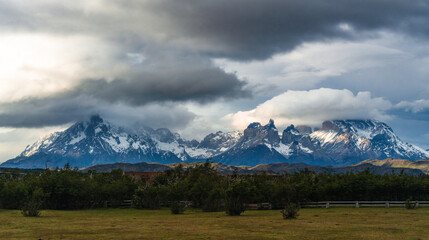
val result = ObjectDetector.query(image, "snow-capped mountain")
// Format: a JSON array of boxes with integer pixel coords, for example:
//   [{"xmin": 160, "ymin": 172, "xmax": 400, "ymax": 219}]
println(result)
[
  {"xmin": 1, "ymin": 115, "xmax": 240, "ymax": 168},
  {"xmin": 212, "ymin": 120, "xmax": 286, "ymax": 166},
  {"xmin": 212, "ymin": 119, "xmax": 429, "ymax": 166},
  {"xmin": 1, "ymin": 116, "xmax": 427, "ymax": 168}
]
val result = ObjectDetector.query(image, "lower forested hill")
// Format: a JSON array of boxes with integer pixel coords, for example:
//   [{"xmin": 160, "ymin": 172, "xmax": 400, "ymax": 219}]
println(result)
[{"xmin": 81, "ymin": 159, "xmax": 425, "ymax": 175}]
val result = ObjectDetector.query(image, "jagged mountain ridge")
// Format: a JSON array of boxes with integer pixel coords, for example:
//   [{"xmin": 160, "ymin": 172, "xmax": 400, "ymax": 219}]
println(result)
[
  {"xmin": 212, "ymin": 119, "xmax": 428, "ymax": 166},
  {"xmin": 1, "ymin": 115, "xmax": 242, "ymax": 168},
  {"xmin": 1, "ymin": 116, "xmax": 428, "ymax": 168}
]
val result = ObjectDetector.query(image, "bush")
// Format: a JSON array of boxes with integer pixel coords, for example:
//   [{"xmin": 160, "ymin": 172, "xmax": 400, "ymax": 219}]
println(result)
[
  {"xmin": 225, "ymin": 198, "xmax": 245, "ymax": 216},
  {"xmin": 183, "ymin": 161, "xmax": 222, "ymax": 208},
  {"xmin": 21, "ymin": 188, "xmax": 44, "ymax": 217},
  {"xmin": 133, "ymin": 186, "xmax": 167, "ymax": 209},
  {"xmin": 202, "ymin": 188, "xmax": 225, "ymax": 212},
  {"xmin": 281, "ymin": 202, "xmax": 300, "ymax": 219},
  {"xmin": 225, "ymin": 180, "xmax": 252, "ymax": 216},
  {"xmin": 405, "ymin": 198, "xmax": 416, "ymax": 210},
  {"xmin": 170, "ymin": 201, "xmax": 185, "ymax": 214}
]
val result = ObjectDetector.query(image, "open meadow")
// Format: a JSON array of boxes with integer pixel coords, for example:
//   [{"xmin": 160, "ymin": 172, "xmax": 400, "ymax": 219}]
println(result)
[{"xmin": 0, "ymin": 208, "xmax": 428, "ymax": 240}]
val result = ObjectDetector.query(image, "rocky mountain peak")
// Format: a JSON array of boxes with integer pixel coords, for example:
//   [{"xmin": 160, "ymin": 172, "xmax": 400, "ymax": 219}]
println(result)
[
  {"xmin": 321, "ymin": 120, "xmax": 342, "ymax": 132},
  {"xmin": 79, "ymin": 115, "xmax": 111, "ymax": 137},
  {"xmin": 242, "ymin": 120, "xmax": 280, "ymax": 147},
  {"xmin": 264, "ymin": 119, "xmax": 276, "ymax": 129},
  {"xmin": 90, "ymin": 115, "xmax": 103, "ymax": 125},
  {"xmin": 282, "ymin": 124, "xmax": 300, "ymax": 144},
  {"xmin": 295, "ymin": 125, "xmax": 312, "ymax": 135},
  {"xmin": 198, "ymin": 131, "xmax": 242, "ymax": 150},
  {"xmin": 246, "ymin": 122, "xmax": 262, "ymax": 129},
  {"xmin": 154, "ymin": 128, "xmax": 175, "ymax": 143},
  {"xmin": 245, "ymin": 119, "xmax": 278, "ymax": 131},
  {"xmin": 284, "ymin": 124, "xmax": 298, "ymax": 133}
]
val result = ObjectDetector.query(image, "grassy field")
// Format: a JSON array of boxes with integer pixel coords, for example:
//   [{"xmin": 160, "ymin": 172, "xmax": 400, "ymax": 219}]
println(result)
[{"xmin": 0, "ymin": 207, "xmax": 428, "ymax": 240}]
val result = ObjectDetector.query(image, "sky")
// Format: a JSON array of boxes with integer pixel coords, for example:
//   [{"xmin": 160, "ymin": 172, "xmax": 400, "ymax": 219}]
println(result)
[{"xmin": 1, "ymin": 0, "xmax": 429, "ymax": 162}]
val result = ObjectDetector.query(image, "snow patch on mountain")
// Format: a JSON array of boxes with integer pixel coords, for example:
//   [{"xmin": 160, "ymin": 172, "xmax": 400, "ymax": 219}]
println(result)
[
  {"xmin": 69, "ymin": 132, "xmax": 86, "ymax": 145},
  {"xmin": 299, "ymin": 143, "xmax": 313, "ymax": 154},
  {"xmin": 155, "ymin": 140, "xmax": 187, "ymax": 161},
  {"xmin": 103, "ymin": 135, "xmax": 131, "ymax": 153},
  {"xmin": 20, "ymin": 132, "xmax": 60, "ymax": 157},
  {"xmin": 355, "ymin": 128, "xmax": 372, "ymax": 139},
  {"xmin": 95, "ymin": 127, "xmax": 102, "ymax": 134},
  {"xmin": 184, "ymin": 147, "xmax": 211, "ymax": 159},
  {"xmin": 273, "ymin": 143, "xmax": 293, "ymax": 156},
  {"xmin": 310, "ymin": 131, "xmax": 339, "ymax": 146}
]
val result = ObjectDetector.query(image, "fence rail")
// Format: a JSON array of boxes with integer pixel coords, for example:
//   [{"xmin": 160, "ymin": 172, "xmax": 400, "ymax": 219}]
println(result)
[
  {"xmin": 301, "ymin": 201, "xmax": 429, "ymax": 208},
  {"xmin": 103, "ymin": 200, "xmax": 193, "ymax": 208},
  {"xmin": 103, "ymin": 200, "xmax": 429, "ymax": 209},
  {"xmin": 104, "ymin": 200, "xmax": 133, "ymax": 208}
]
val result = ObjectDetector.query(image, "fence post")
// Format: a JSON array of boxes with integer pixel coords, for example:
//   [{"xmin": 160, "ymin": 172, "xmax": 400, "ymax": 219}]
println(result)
[
  {"xmin": 385, "ymin": 201, "xmax": 390, "ymax": 208},
  {"xmin": 416, "ymin": 201, "xmax": 419, "ymax": 209},
  {"xmin": 326, "ymin": 202, "xmax": 330, "ymax": 209},
  {"xmin": 355, "ymin": 201, "xmax": 359, "ymax": 208}
]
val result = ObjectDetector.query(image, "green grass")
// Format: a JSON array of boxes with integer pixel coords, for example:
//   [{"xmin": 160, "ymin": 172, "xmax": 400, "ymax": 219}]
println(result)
[{"xmin": 0, "ymin": 207, "xmax": 428, "ymax": 239}]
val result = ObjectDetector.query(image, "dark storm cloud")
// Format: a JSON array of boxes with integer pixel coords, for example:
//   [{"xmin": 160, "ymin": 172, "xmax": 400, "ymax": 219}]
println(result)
[
  {"xmin": 0, "ymin": 64, "xmax": 247, "ymax": 127},
  {"xmin": 390, "ymin": 104, "xmax": 429, "ymax": 122},
  {"xmin": 75, "ymin": 67, "xmax": 250, "ymax": 105},
  {"xmin": 102, "ymin": 103, "xmax": 197, "ymax": 130},
  {"xmin": 148, "ymin": 0, "xmax": 429, "ymax": 59},
  {"xmin": 0, "ymin": 96, "xmax": 197, "ymax": 128},
  {"xmin": 2, "ymin": 0, "xmax": 429, "ymax": 60},
  {"xmin": 0, "ymin": 97, "xmax": 97, "ymax": 128}
]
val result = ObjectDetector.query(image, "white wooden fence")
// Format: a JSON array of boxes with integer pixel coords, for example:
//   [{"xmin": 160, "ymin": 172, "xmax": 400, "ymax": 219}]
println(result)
[
  {"xmin": 103, "ymin": 200, "xmax": 429, "ymax": 209},
  {"xmin": 103, "ymin": 200, "xmax": 192, "ymax": 208},
  {"xmin": 301, "ymin": 201, "xmax": 429, "ymax": 208},
  {"xmin": 104, "ymin": 200, "xmax": 133, "ymax": 208}
]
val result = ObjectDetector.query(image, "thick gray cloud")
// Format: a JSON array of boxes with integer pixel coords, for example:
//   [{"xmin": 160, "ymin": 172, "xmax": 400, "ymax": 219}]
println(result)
[
  {"xmin": 396, "ymin": 99, "xmax": 429, "ymax": 113},
  {"xmin": 390, "ymin": 103, "xmax": 429, "ymax": 122},
  {"xmin": 0, "ymin": 96, "xmax": 97, "ymax": 127},
  {"xmin": 0, "ymin": 42, "xmax": 249, "ymax": 128},
  {"xmin": 145, "ymin": 0, "xmax": 429, "ymax": 59},
  {"xmin": 1, "ymin": 0, "xmax": 429, "ymax": 60},
  {"xmin": 75, "ymin": 68, "xmax": 250, "ymax": 105},
  {"xmin": 0, "ymin": 63, "xmax": 249, "ymax": 127},
  {"xmin": 0, "ymin": 96, "xmax": 196, "ymax": 129}
]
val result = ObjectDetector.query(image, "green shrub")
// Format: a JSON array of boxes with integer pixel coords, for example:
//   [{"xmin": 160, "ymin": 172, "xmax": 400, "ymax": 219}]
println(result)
[
  {"xmin": 21, "ymin": 187, "xmax": 44, "ymax": 217},
  {"xmin": 281, "ymin": 202, "xmax": 300, "ymax": 219},
  {"xmin": 405, "ymin": 198, "xmax": 416, "ymax": 210},
  {"xmin": 225, "ymin": 180, "xmax": 252, "ymax": 216},
  {"xmin": 225, "ymin": 198, "xmax": 245, "ymax": 216},
  {"xmin": 182, "ymin": 161, "xmax": 222, "ymax": 208},
  {"xmin": 202, "ymin": 188, "xmax": 225, "ymax": 212},
  {"xmin": 133, "ymin": 186, "xmax": 167, "ymax": 209},
  {"xmin": 170, "ymin": 201, "xmax": 185, "ymax": 214}
]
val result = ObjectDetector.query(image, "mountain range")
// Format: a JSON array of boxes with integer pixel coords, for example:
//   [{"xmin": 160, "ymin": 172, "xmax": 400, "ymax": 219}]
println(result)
[{"xmin": 1, "ymin": 115, "xmax": 428, "ymax": 169}]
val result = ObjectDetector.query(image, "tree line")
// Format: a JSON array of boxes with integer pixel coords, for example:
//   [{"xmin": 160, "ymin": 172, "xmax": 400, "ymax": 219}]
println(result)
[{"xmin": 1, "ymin": 162, "xmax": 429, "ymax": 215}]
